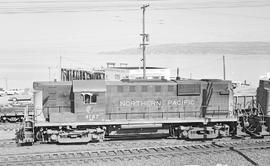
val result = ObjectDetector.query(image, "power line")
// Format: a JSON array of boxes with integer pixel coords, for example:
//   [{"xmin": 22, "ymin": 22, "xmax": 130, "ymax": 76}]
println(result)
[
  {"xmin": 180, "ymin": 56, "xmax": 223, "ymax": 70},
  {"xmin": 0, "ymin": 1, "xmax": 270, "ymax": 14},
  {"xmin": 187, "ymin": 8, "xmax": 270, "ymax": 20}
]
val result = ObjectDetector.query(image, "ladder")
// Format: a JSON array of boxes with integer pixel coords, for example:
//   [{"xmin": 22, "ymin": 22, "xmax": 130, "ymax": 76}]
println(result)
[{"xmin": 16, "ymin": 105, "xmax": 35, "ymax": 145}]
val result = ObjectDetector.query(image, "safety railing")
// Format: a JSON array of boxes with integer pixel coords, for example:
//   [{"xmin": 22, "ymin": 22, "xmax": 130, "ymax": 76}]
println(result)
[
  {"xmin": 233, "ymin": 95, "xmax": 256, "ymax": 110},
  {"xmin": 43, "ymin": 106, "xmax": 72, "ymax": 113},
  {"xmin": 106, "ymin": 109, "xmax": 229, "ymax": 120}
]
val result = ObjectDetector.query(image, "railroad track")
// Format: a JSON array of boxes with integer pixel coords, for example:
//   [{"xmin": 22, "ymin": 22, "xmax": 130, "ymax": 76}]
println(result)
[
  {"xmin": 0, "ymin": 123, "xmax": 20, "ymax": 131},
  {"xmin": 0, "ymin": 139, "xmax": 16, "ymax": 147},
  {"xmin": 0, "ymin": 139, "xmax": 270, "ymax": 166},
  {"xmin": 0, "ymin": 124, "xmax": 18, "ymax": 146}
]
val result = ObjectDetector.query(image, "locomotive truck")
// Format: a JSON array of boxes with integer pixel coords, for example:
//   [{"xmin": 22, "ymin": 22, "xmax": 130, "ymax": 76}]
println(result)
[{"xmin": 16, "ymin": 78, "xmax": 239, "ymax": 144}]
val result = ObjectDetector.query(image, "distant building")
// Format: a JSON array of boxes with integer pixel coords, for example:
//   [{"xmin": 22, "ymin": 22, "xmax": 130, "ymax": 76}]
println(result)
[
  {"xmin": 232, "ymin": 80, "xmax": 250, "ymax": 89},
  {"xmin": 0, "ymin": 88, "xmax": 5, "ymax": 96},
  {"xmin": 60, "ymin": 64, "xmax": 170, "ymax": 82},
  {"xmin": 259, "ymin": 72, "xmax": 270, "ymax": 80},
  {"xmin": 105, "ymin": 67, "xmax": 170, "ymax": 81},
  {"xmin": 61, "ymin": 68, "xmax": 105, "ymax": 81},
  {"xmin": 105, "ymin": 68, "xmax": 129, "ymax": 81}
]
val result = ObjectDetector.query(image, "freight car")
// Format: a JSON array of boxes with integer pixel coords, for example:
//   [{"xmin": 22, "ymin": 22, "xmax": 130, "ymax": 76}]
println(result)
[
  {"xmin": 16, "ymin": 79, "xmax": 238, "ymax": 144},
  {"xmin": 0, "ymin": 107, "xmax": 25, "ymax": 123},
  {"xmin": 0, "ymin": 95, "xmax": 32, "ymax": 123},
  {"xmin": 257, "ymin": 79, "xmax": 270, "ymax": 132}
]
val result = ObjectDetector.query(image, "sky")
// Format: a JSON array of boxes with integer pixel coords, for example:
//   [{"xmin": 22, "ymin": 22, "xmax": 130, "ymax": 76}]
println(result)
[{"xmin": 0, "ymin": 0, "xmax": 270, "ymax": 88}]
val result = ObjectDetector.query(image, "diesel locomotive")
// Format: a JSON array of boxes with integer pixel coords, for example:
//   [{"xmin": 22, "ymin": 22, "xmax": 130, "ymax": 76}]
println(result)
[{"xmin": 16, "ymin": 78, "xmax": 241, "ymax": 144}]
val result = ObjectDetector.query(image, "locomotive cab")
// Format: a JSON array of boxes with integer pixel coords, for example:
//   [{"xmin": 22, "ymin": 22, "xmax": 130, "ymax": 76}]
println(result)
[{"xmin": 72, "ymin": 80, "xmax": 106, "ymax": 122}]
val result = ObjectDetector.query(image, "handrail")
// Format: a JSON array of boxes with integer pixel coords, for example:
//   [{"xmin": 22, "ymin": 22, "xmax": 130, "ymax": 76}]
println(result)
[
  {"xmin": 106, "ymin": 109, "xmax": 229, "ymax": 120},
  {"xmin": 40, "ymin": 106, "xmax": 230, "ymax": 120}
]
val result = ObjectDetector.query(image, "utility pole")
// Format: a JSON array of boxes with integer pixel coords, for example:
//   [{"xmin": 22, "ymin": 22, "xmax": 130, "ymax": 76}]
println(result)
[
  {"xmin": 5, "ymin": 78, "xmax": 7, "ymax": 90},
  {"xmin": 140, "ymin": 4, "xmax": 149, "ymax": 79},
  {"xmin": 0, "ymin": 77, "xmax": 8, "ymax": 90},
  {"xmin": 60, "ymin": 56, "xmax": 62, "ymax": 81},
  {"xmin": 176, "ymin": 67, "xmax": 180, "ymax": 80},
  {"xmin": 223, "ymin": 55, "xmax": 226, "ymax": 80},
  {"xmin": 48, "ymin": 67, "xmax": 51, "ymax": 81}
]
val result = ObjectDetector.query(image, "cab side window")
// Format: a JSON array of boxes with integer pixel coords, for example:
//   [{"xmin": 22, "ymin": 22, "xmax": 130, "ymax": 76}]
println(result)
[
  {"xmin": 91, "ymin": 94, "xmax": 97, "ymax": 103},
  {"xmin": 81, "ymin": 93, "xmax": 97, "ymax": 104},
  {"xmin": 84, "ymin": 94, "xmax": 91, "ymax": 104}
]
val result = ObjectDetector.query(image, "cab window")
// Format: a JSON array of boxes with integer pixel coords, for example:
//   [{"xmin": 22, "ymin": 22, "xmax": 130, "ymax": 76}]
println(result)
[{"xmin": 81, "ymin": 93, "xmax": 97, "ymax": 104}]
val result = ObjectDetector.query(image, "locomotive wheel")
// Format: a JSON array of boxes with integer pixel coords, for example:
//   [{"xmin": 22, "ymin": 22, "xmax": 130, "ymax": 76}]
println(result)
[
  {"xmin": 239, "ymin": 100, "xmax": 264, "ymax": 135},
  {"xmin": 36, "ymin": 131, "xmax": 43, "ymax": 141}
]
